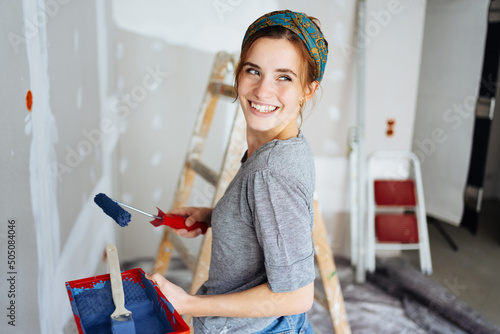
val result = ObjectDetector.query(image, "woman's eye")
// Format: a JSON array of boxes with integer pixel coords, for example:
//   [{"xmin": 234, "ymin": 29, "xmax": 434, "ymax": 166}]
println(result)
[
  {"xmin": 247, "ymin": 68, "xmax": 260, "ymax": 76},
  {"xmin": 278, "ymin": 75, "xmax": 292, "ymax": 81}
]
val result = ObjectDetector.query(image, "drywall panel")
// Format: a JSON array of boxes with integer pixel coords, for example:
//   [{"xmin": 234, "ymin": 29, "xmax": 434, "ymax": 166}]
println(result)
[
  {"xmin": 113, "ymin": 29, "xmax": 216, "ymax": 261},
  {"xmin": 1, "ymin": 0, "xmax": 117, "ymax": 332},
  {"xmin": 364, "ymin": 0, "xmax": 427, "ymax": 155},
  {"xmin": 112, "ymin": 0, "xmax": 279, "ymax": 55},
  {"xmin": 42, "ymin": 3, "xmax": 105, "ymax": 258},
  {"xmin": 0, "ymin": 1, "xmax": 41, "ymax": 332}
]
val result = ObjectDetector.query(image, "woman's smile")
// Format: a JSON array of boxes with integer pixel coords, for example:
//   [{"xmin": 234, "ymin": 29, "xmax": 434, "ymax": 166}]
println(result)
[{"xmin": 249, "ymin": 100, "xmax": 279, "ymax": 115}]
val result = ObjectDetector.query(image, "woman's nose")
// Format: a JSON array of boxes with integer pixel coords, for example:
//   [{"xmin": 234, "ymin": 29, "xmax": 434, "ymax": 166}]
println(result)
[{"xmin": 253, "ymin": 78, "xmax": 274, "ymax": 100}]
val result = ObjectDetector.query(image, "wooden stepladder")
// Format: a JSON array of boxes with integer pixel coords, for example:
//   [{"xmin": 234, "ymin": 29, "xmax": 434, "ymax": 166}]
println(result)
[
  {"xmin": 152, "ymin": 51, "xmax": 350, "ymax": 333},
  {"xmin": 312, "ymin": 200, "xmax": 351, "ymax": 333}
]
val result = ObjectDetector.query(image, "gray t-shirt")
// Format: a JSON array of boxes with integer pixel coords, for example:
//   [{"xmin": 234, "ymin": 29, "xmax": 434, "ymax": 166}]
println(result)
[{"xmin": 193, "ymin": 133, "xmax": 316, "ymax": 333}]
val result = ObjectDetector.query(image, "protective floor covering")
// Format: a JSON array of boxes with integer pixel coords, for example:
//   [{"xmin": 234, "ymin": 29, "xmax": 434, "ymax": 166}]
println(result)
[
  {"xmin": 309, "ymin": 257, "xmax": 500, "ymax": 334},
  {"xmin": 64, "ymin": 256, "xmax": 500, "ymax": 333}
]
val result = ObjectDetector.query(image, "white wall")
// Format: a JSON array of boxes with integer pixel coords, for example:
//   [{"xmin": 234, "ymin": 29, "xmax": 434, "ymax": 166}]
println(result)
[
  {"xmin": 0, "ymin": 0, "xmax": 117, "ymax": 333},
  {"xmin": 412, "ymin": 0, "xmax": 490, "ymax": 225},
  {"xmin": 364, "ymin": 0, "xmax": 426, "ymax": 155},
  {"xmin": 0, "ymin": 2, "xmax": 40, "ymax": 332}
]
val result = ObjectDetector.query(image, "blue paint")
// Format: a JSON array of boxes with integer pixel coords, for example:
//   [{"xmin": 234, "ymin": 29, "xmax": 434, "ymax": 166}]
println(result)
[
  {"xmin": 163, "ymin": 299, "xmax": 176, "ymax": 324},
  {"xmin": 94, "ymin": 193, "xmax": 131, "ymax": 227},
  {"xmin": 72, "ymin": 281, "xmax": 106, "ymax": 296},
  {"xmin": 166, "ymin": 302, "xmax": 175, "ymax": 314},
  {"xmin": 93, "ymin": 281, "xmax": 107, "ymax": 290},
  {"xmin": 111, "ymin": 318, "xmax": 135, "ymax": 334},
  {"xmin": 73, "ymin": 279, "xmax": 173, "ymax": 334}
]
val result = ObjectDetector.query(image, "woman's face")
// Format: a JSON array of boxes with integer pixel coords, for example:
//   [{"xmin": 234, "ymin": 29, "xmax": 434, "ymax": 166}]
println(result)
[{"xmin": 237, "ymin": 37, "xmax": 314, "ymax": 139}]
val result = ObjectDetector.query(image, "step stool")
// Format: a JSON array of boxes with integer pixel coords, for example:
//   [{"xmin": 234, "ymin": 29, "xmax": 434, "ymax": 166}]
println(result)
[{"xmin": 366, "ymin": 151, "xmax": 432, "ymax": 275}]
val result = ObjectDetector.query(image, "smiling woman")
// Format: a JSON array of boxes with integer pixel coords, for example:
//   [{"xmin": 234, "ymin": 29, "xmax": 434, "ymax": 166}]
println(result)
[
  {"xmin": 146, "ymin": 9, "xmax": 328, "ymax": 334},
  {"xmin": 237, "ymin": 37, "xmax": 318, "ymax": 156}
]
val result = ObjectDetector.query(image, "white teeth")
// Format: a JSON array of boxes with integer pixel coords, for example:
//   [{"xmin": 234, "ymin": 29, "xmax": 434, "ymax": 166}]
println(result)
[{"xmin": 251, "ymin": 101, "xmax": 277, "ymax": 113}]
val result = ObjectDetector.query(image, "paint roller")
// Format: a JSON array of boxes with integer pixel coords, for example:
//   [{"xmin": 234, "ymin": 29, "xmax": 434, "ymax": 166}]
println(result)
[
  {"xmin": 106, "ymin": 243, "xmax": 136, "ymax": 334},
  {"xmin": 94, "ymin": 193, "xmax": 209, "ymax": 233}
]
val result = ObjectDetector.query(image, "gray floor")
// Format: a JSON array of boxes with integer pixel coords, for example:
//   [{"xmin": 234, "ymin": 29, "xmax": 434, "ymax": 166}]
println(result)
[{"xmin": 405, "ymin": 199, "xmax": 500, "ymax": 328}]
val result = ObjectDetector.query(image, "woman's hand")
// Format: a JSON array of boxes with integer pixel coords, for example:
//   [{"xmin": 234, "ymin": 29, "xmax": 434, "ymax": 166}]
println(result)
[
  {"xmin": 145, "ymin": 272, "xmax": 193, "ymax": 315},
  {"xmin": 167, "ymin": 207, "xmax": 213, "ymax": 238}
]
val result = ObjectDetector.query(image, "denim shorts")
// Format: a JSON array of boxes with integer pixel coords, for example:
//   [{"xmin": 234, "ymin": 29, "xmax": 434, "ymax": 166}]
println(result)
[{"xmin": 253, "ymin": 313, "xmax": 314, "ymax": 334}]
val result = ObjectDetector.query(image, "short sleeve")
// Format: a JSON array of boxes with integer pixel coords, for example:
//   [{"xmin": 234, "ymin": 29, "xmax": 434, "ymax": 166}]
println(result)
[{"xmin": 247, "ymin": 169, "xmax": 315, "ymax": 293}]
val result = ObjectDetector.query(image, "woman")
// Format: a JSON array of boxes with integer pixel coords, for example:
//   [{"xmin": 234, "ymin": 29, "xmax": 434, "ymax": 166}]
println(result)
[{"xmin": 147, "ymin": 9, "xmax": 328, "ymax": 333}]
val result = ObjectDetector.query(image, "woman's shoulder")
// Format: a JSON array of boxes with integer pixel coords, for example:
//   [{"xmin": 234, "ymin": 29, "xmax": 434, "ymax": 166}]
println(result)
[
  {"xmin": 239, "ymin": 134, "xmax": 315, "ymax": 196},
  {"xmin": 268, "ymin": 134, "xmax": 314, "ymax": 166},
  {"xmin": 244, "ymin": 133, "xmax": 314, "ymax": 170},
  {"xmin": 247, "ymin": 134, "xmax": 315, "ymax": 183}
]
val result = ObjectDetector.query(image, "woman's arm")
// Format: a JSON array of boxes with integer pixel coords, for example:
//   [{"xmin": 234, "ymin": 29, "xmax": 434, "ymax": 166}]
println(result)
[{"xmin": 146, "ymin": 273, "xmax": 314, "ymax": 318}]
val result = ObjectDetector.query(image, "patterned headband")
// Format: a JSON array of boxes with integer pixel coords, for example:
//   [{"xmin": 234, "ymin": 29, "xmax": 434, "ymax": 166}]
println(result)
[{"xmin": 242, "ymin": 10, "xmax": 328, "ymax": 82}]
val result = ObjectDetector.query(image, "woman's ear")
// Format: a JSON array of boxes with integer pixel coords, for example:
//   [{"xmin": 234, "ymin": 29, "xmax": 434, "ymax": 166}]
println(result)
[{"xmin": 305, "ymin": 81, "xmax": 319, "ymax": 102}]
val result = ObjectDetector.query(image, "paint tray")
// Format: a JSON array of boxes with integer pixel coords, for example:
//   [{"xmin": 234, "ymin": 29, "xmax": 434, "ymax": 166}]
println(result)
[{"xmin": 65, "ymin": 268, "xmax": 189, "ymax": 334}]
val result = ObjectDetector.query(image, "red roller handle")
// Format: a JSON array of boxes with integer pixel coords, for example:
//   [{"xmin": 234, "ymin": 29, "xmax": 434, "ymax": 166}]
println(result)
[{"xmin": 149, "ymin": 208, "xmax": 208, "ymax": 234}]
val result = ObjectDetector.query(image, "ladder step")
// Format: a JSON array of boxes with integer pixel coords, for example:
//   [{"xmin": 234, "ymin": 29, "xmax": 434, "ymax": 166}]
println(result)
[
  {"xmin": 209, "ymin": 82, "xmax": 237, "ymax": 100},
  {"xmin": 188, "ymin": 158, "xmax": 219, "ymax": 186},
  {"xmin": 375, "ymin": 243, "xmax": 421, "ymax": 250},
  {"xmin": 169, "ymin": 234, "xmax": 198, "ymax": 272},
  {"xmin": 374, "ymin": 179, "xmax": 417, "ymax": 206},
  {"xmin": 375, "ymin": 213, "xmax": 419, "ymax": 243}
]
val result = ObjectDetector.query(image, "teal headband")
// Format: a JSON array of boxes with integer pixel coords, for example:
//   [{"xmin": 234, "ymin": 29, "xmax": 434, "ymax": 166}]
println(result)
[{"xmin": 242, "ymin": 10, "xmax": 328, "ymax": 82}]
